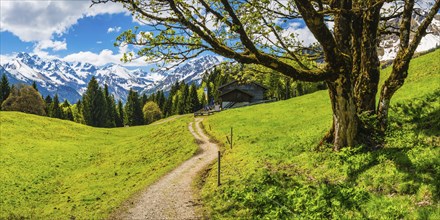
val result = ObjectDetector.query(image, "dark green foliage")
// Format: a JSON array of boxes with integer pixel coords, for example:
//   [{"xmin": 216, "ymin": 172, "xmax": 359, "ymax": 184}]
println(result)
[
  {"xmin": 0, "ymin": 74, "xmax": 11, "ymax": 105},
  {"xmin": 32, "ymin": 81, "xmax": 38, "ymax": 91},
  {"xmin": 1, "ymin": 84, "xmax": 46, "ymax": 116},
  {"xmin": 163, "ymin": 96, "xmax": 172, "ymax": 117},
  {"xmin": 61, "ymin": 99, "xmax": 70, "ymax": 108},
  {"xmin": 44, "ymin": 95, "xmax": 52, "ymax": 116},
  {"xmin": 115, "ymin": 100, "xmax": 124, "ymax": 127},
  {"xmin": 104, "ymin": 85, "xmax": 116, "ymax": 127},
  {"xmin": 188, "ymin": 83, "xmax": 200, "ymax": 112},
  {"xmin": 124, "ymin": 89, "xmax": 144, "ymax": 126},
  {"xmin": 156, "ymin": 90, "xmax": 166, "ymax": 112},
  {"xmin": 50, "ymin": 94, "xmax": 63, "ymax": 119},
  {"xmin": 141, "ymin": 93, "xmax": 148, "ymax": 107},
  {"xmin": 82, "ymin": 77, "xmax": 108, "ymax": 127},
  {"xmin": 178, "ymin": 83, "xmax": 189, "ymax": 114}
]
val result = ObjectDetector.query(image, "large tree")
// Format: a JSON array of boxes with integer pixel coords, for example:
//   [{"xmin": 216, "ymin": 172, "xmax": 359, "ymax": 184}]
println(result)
[
  {"xmin": 95, "ymin": 0, "xmax": 440, "ymax": 150},
  {"xmin": 82, "ymin": 76, "xmax": 108, "ymax": 127},
  {"xmin": 125, "ymin": 89, "xmax": 144, "ymax": 126}
]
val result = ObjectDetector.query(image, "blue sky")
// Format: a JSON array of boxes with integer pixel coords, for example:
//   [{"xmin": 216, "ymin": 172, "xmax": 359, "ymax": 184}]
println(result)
[
  {"xmin": 0, "ymin": 0, "xmax": 320, "ymax": 68},
  {"xmin": 0, "ymin": 1, "xmax": 152, "ymax": 67}
]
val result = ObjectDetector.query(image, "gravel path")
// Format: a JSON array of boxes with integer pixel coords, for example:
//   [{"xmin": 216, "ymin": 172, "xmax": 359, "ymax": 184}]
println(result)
[{"xmin": 111, "ymin": 117, "xmax": 217, "ymax": 219}]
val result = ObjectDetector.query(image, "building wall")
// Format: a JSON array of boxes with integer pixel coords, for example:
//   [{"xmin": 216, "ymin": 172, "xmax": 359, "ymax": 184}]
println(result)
[{"xmin": 220, "ymin": 82, "xmax": 266, "ymax": 102}]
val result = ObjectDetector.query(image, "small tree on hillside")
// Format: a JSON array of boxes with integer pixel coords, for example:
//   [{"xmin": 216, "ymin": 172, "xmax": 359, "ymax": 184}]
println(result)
[
  {"xmin": 143, "ymin": 101, "xmax": 162, "ymax": 124},
  {"xmin": 0, "ymin": 74, "xmax": 11, "ymax": 105},
  {"xmin": 1, "ymin": 84, "xmax": 46, "ymax": 116}
]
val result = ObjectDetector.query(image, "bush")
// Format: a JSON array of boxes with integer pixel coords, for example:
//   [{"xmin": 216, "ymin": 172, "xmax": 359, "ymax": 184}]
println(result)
[
  {"xmin": 142, "ymin": 101, "xmax": 162, "ymax": 124},
  {"xmin": 1, "ymin": 84, "xmax": 46, "ymax": 116}
]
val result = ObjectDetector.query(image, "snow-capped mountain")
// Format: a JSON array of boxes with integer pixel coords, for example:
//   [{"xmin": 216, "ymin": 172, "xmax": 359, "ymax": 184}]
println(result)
[
  {"xmin": 379, "ymin": 8, "xmax": 440, "ymax": 61},
  {"xmin": 1, "ymin": 53, "xmax": 221, "ymax": 103}
]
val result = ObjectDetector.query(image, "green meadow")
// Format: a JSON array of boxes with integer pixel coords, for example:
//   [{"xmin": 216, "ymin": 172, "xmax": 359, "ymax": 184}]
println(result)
[
  {"xmin": 200, "ymin": 50, "xmax": 440, "ymax": 219},
  {"xmin": 0, "ymin": 50, "xmax": 438, "ymax": 219},
  {"xmin": 0, "ymin": 114, "xmax": 197, "ymax": 219}
]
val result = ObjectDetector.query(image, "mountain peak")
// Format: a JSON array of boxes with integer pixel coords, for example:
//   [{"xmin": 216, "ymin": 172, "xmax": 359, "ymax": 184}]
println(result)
[{"xmin": 2, "ymin": 53, "xmax": 222, "ymax": 103}]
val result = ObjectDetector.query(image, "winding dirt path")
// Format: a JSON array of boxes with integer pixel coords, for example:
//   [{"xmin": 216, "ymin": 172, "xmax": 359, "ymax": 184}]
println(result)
[{"xmin": 111, "ymin": 117, "xmax": 217, "ymax": 219}]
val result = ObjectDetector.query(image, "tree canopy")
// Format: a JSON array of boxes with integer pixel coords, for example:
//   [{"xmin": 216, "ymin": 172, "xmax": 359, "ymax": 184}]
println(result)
[
  {"xmin": 1, "ymin": 84, "xmax": 46, "ymax": 116},
  {"xmin": 95, "ymin": 0, "xmax": 440, "ymax": 150}
]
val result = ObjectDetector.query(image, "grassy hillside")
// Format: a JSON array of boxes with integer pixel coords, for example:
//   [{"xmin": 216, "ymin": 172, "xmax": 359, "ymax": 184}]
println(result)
[
  {"xmin": 200, "ymin": 50, "xmax": 440, "ymax": 218},
  {"xmin": 0, "ymin": 113, "xmax": 197, "ymax": 219}
]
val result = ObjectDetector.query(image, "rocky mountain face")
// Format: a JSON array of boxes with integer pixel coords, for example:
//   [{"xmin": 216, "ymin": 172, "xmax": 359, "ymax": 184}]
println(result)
[
  {"xmin": 1, "ymin": 53, "xmax": 220, "ymax": 103},
  {"xmin": 378, "ymin": 8, "xmax": 440, "ymax": 61}
]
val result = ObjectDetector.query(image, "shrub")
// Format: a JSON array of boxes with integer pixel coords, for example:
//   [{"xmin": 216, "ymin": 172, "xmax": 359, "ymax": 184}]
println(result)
[
  {"xmin": 143, "ymin": 101, "xmax": 162, "ymax": 124},
  {"xmin": 1, "ymin": 84, "xmax": 46, "ymax": 116}
]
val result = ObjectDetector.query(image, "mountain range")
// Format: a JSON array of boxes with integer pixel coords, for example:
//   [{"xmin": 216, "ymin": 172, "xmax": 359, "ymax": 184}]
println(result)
[{"xmin": 0, "ymin": 53, "xmax": 221, "ymax": 103}]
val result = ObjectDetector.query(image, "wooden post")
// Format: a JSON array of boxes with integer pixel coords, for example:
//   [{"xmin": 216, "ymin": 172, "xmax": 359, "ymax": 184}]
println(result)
[
  {"xmin": 217, "ymin": 151, "xmax": 221, "ymax": 186},
  {"xmin": 230, "ymin": 127, "xmax": 233, "ymax": 149}
]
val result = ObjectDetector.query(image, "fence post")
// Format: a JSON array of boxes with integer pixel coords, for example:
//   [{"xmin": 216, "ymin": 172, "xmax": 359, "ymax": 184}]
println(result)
[
  {"xmin": 218, "ymin": 151, "xmax": 221, "ymax": 186},
  {"xmin": 230, "ymin": 127, "xmax": 233, "ymax": 149}
]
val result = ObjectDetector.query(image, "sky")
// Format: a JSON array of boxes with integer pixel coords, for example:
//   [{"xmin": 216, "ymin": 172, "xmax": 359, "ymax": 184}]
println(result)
[
  {"xmin": 0, "ymin": 0, "xmax": 323, "ymax": 69},
  {"xmin": 0, "ymin": 0, "xmax": 153, "ymax": 67}
]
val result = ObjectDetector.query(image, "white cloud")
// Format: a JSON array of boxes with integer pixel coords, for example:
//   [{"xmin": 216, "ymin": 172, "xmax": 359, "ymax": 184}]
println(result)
[
  {"xmin": 96, "ymin": 41, "xmax": 103, "ymax": 44},
  {"xmin": 288, "ymin": 23, "xmax": 317, "ymax": 46},
  {"xmin": 0, "ymin": 1, "xmax": 127, "ymax": 42},
  {"xmin": 107, "ymin": 26, "xmax": 122, "ymax": 33},
  {"xmin": 62, "ymin": 45, "xmax": 149, "ymax": 67},
  {"xmin": 35, "ymin": 39, "xmax": 67, "ymax": 51}
]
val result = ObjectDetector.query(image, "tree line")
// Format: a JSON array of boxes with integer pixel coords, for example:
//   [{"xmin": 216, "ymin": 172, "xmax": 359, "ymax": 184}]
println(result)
[{"xmin": 0, "ymin": 64, "xmax": 325, "ymax": 127}]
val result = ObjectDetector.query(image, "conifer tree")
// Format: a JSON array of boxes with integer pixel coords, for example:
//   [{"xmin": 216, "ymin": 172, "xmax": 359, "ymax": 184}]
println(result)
[
  {"xmin": 163, "ymin": 96, "xmax": 172, "ymax": 117},
  {"xmin": 115, "ymin": 100, "xmax": 124, "ymax": 127},
  {"xmin": 200, "ymin": 92, "xmax": 207, "ymax": 108},
  {"xmin": 156, "ymin": 90, "xmax": 166, "ymax": 112},
  {"xmin": 172, "ymin": 94, "xmax": 180, "ymax": 115},
  {"xmin": 0, "ymin": 74, "xmax": 10, "ymax": 105},
  {"xmin": 103, "ymin": 84, "xmax": 116, "ymax": 127},
  {"xmin": 82, "ymin": 76, "xmax": 107, "ymax": 127},
  {"xmin": 62, "ymin": 99, "xmax": 70, "ymax": 108},
  {"xmin": 124, "ymin": 89, "xmax": 144, "ymax": 126},
  {"xmin": 32, "ymin": 81, "xmax": 38, "ymax": 91},
  {"xmin": 188, "ymin": 83, "xmax": 200, "ymax": 112},
  {"xmin": 50, "ymin": 94, "xmax": 63, "ymax": 119},
  {"xmin": 141, "ymin": 93, "xmax": 148, "ymax": 106},
  {"xmin": 178, "ymin": 83, "xmax": 189, "ymax": 114},
  {"xmin": 73, "ymin": 100, "xmax": 85, "ymax": 124},
  {"xmin": 44, "ymin": 95, "xmax": 52, "ymax": 116}
]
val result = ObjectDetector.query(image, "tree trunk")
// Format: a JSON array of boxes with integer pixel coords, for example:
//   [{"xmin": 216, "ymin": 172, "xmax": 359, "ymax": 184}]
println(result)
[
  {"xmin": 377, "ymin": 62, "xmax": 409, "ymax": 132},
  {"xmin": 326, "ymin": 74, "xmax": 358, "ymax": 151}
]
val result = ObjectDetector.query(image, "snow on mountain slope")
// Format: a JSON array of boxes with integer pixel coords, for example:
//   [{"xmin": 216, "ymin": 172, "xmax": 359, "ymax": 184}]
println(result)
[
  {"xmin": 1, "ymin": 53, "xmax": 221, "ymax": 103},
  {"xmin": 379, "ymin": 9, "xmax": 440, "ymax": 61}
]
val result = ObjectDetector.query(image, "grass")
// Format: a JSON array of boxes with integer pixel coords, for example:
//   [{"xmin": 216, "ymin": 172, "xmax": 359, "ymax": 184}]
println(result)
[
  {"xmin": 200, "ymin": 49, "xmax": 440, "ymax": 219},
  {"xmin": 0, "ymin": 113, "xmax": 197, "ymax": 219}
]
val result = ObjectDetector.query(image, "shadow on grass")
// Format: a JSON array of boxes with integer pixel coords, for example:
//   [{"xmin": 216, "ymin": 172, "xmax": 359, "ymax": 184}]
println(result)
[{"xmin": 345, "ymin": 90, "xmax": 440, "ymax": 201}]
